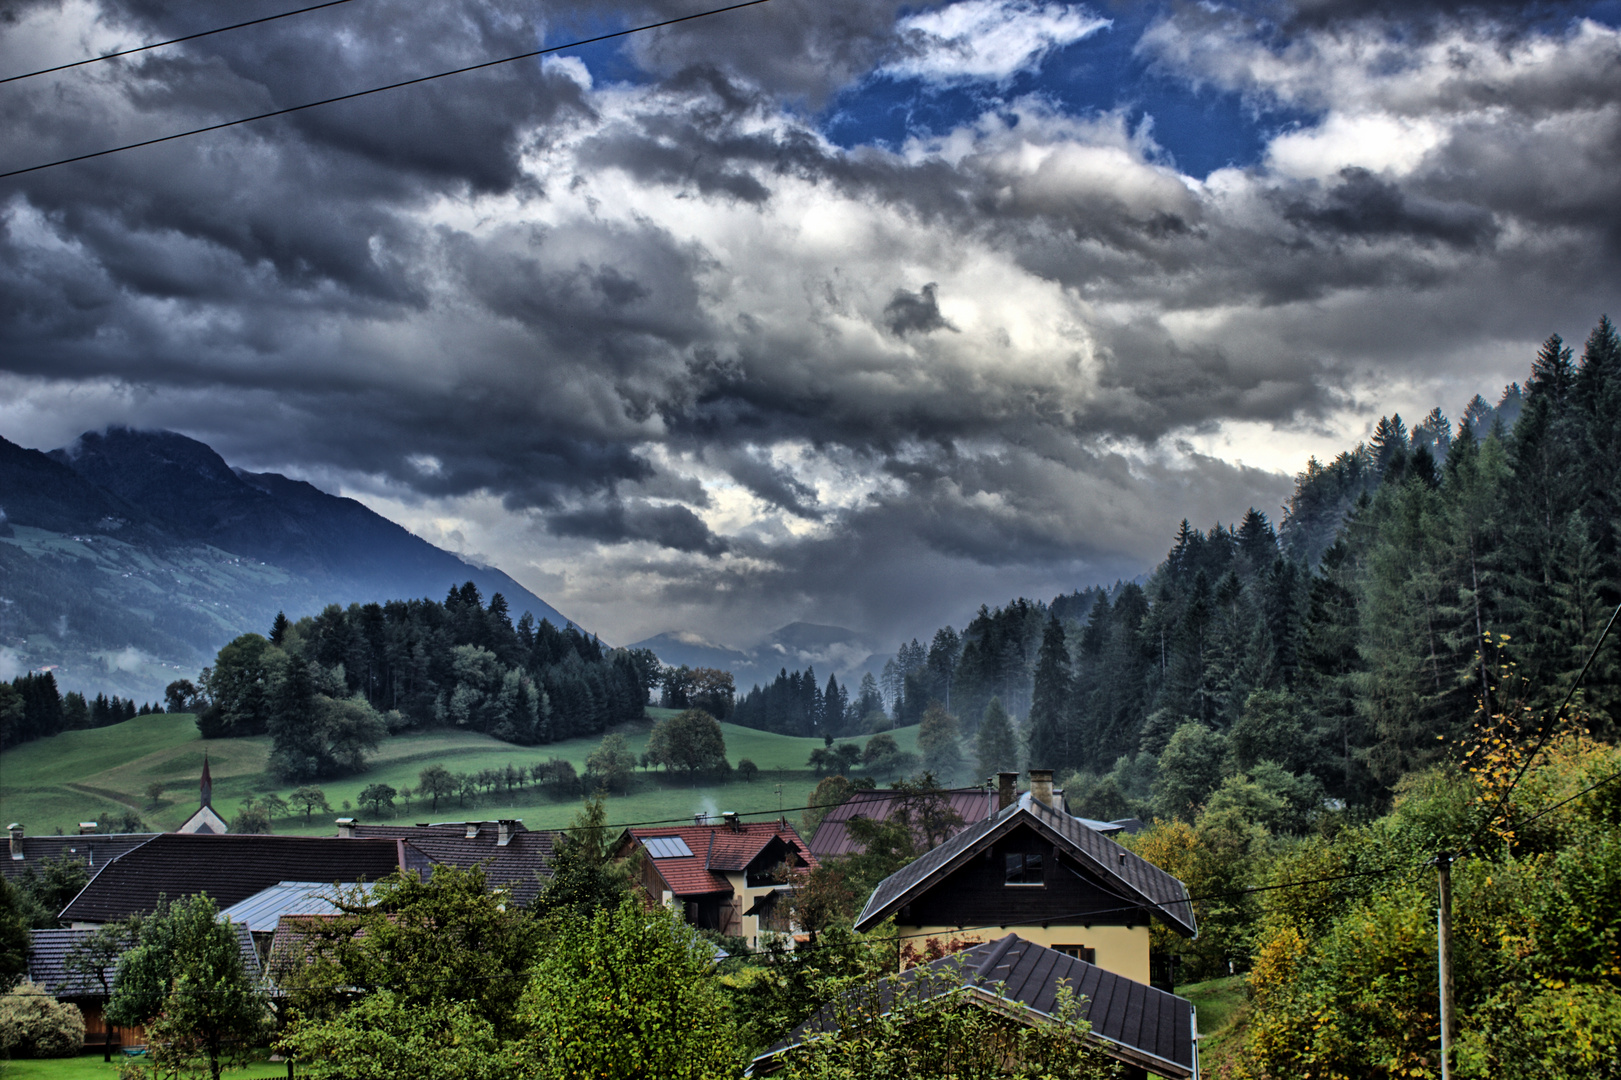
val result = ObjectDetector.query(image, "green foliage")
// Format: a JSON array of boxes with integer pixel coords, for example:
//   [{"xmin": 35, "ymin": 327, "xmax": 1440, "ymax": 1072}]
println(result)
[
  {"xmin": 522, "ymin": 895, "xmax": 739, "ymax": 1080},
  {"xmin": 0, "ymin": 982, "xmax": 85, "ymax": 1058},
  {"xmin": 646, "ymin": 709, "xmax": 730, "ymax": 781},
  {"xmin": 917, "ymin": 703, "xmax": 964, "ymax": 782},
  {"xmin": 532, "ymin": 795, "xmax": 635, "ymax": 920},
  {"xmin": 12, "ymin": 855, "xmax": 90, "ymax": 929},
  {"xmin": 0, "ymin": 878, "xmax": 29, "ymax": 989},
  {"xmin": 358, "ymin": 783, "xmax": 397, "ymax": 817},
  {"xmin": 773, "ymin": 960, "xmax": 1118, "ymax": 1080},
  {"xmin": 1151, "ymin": 721, "xmax": 1226, "ymax": 820},
  {"xmin": 280, "ymin": 991, "xmax": 520, "ymax": 1080},
  {"xmin": 737, "ymin": 757, "xmax": 759, "ymax": 782},
  {"xmin": 721, "ymin": 924, "xmax": 888, "ymax": 1055},
  {"xmin": 288, "ymin": 785, "xmax": 330, "ymax": 822},
  {"xmin": 585, "ymin": 731, "xmax": 637, "ymax": 794},
  {"xmin": 106, "ymin": 894, "xmax": 269, "ymax": 1080},
  {"xmin": 975, "ymin": 696, "xmax": 1018, "ymax": 778},
  {"xmin": 277, "ymin": 866, "xmax": 542, "ymax": 1070}
]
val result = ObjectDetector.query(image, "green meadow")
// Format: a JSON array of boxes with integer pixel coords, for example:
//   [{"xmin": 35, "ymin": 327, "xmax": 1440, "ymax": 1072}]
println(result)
[{"xmin": 0, "ymin": 710, "xmax": 921, "ymax": 838}]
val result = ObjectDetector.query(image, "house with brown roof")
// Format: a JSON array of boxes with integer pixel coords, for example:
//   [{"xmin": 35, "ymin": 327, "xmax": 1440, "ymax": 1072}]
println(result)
[
  {"xmin": 334, "ymin": 818, "xmax": 559, "ymax": 907},
  {"xmin": 808, "ymin": 772, "xmax": 1135, "ymax": 862},
  {"xmin": 58, "ymin": 834, "xmax": 409, "ymax": 926},
  {"xmin": 620, "ymin": 813, "xmax": 816, "ymax": 949},
  {"xmin": 748, "ymin": 934, "xmax": 1198, "ymax": 1080},
  {"xmin": 5, "ymin": 823, "xmax": 158, "ymax": 885},
  {"xmin": 853, "ymin": 778, "xmax": 1195, "ymax": 988}
]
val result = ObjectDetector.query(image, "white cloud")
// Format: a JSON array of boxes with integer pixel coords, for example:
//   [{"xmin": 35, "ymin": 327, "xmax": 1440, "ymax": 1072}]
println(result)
[{"xmin": 882, "ymin": 0, "xmax": 1110, "ymax": 84}]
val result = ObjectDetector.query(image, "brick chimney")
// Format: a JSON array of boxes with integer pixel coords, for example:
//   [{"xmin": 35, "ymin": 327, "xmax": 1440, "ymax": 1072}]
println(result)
[
  {"xmin": 8, "ymin": 824, "xmax": 22, "ymax": 860},
  {"xmin": 997, "ymin": 772, "xmax": 1019, "ymax": 810},
  {"xmin": 335, "ymin": 817, "xmax": 357, "ymax": 838},
  {"xmin": 1028, "ymin": 769, "xmax": 1055, "ymax": 809},
  {"xmin": 497, "ymin": 820, "xmax": 519, "ymax": 847}
]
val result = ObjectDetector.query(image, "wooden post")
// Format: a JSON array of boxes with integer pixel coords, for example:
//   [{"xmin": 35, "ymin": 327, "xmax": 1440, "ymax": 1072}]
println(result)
[{"xmin": 1437, "ymin": 853, "xmax": 1454, "ymax": 1080}]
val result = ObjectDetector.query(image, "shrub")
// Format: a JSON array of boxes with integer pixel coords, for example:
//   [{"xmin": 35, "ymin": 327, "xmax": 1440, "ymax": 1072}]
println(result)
[{"xmin": 0, "ymin": 981, "xmax": 86, "ymax": 1058}]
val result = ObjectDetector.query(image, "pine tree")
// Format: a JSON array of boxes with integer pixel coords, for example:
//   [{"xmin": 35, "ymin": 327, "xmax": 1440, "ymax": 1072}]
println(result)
[
  {"xmin": 1026, "ymin": 614, "xmax": 1072, "ymax": 772},
  {"xmin": 976, "ymin": 696, "xmax": 1018, "ymax": 777}
]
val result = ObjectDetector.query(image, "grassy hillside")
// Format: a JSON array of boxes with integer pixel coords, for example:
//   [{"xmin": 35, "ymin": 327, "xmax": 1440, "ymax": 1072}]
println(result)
[{"xmin": 0, "ymin": 712, "xmax": 921, "ymax": 838}]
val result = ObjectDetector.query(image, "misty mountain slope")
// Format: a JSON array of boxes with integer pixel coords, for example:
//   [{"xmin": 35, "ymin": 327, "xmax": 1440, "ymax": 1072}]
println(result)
[
  {"xmin": 46, "ymin": 428, "xmax": 571, "ymax": 626},
  {"xmin": 632, "ymin": 622, "xmax": 882, "ymax": 690},
  {"xmin": 0, "ymin": 428, "xmax": 575, "ymax": 698}
]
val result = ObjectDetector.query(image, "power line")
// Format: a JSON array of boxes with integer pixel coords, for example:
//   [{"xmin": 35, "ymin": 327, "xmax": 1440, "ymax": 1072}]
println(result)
[
  {"xmin": 1455, "ymin": 599, "xmax": 1621, "ymax": 858},
  {"xmin": 0, "ymin": 0, "xmax": 776, "ymax": 181},
  {"xmin": 0, "ymin": 0, "xmax": 361, "ymax": 86}
]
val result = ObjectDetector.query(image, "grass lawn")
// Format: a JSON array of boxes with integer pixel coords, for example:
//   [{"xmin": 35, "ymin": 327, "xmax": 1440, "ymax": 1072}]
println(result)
[
  {"xmin": 0, "ymin": 710, "xmax": 923, "ymax": 838},
  {"xmin": 1178, "ymin": 974, "xmax": 1250, "ymax": 1071},
  {"xmin": 0, "ymin": 1051, "xmax": 284, "ymax": 1079}
]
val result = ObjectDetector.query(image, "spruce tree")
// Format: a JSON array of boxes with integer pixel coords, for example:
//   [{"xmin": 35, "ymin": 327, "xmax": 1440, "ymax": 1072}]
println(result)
[
  {"xmin": 1026, "ymin": 614, "xmax": 1072, "ymax": 772},
  {"xmin": 976, "ymin": 696, "xmax": 1018, "ymax": 777}
]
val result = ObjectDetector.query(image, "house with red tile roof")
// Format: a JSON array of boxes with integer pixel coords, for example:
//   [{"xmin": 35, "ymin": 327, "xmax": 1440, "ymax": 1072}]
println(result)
[{"xmin": 619, "ymin": 813, "xmax": 816, "ymax": 949}]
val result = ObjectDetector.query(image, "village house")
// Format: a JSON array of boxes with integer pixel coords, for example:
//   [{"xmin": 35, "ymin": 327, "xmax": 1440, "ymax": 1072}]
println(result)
[
  {"xmin": 749, "ymin": 933, "xmax": 1198, "ymax": 1080},
  {"xmin": 808, "ymin": 773, "xmax": 1140, "ymax": 863},
  {"xmin": 853, "ymin": 771, "xmax": 1196, "ymax": 987},
  {"xmin": 619, "ymin": 812, "xmax": 816, "ymax": 949}
]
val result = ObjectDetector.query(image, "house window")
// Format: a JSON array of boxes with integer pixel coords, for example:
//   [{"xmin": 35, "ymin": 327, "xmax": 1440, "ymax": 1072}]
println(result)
[
  {"xmin": 1004, "ymin": 852, "xmax": 1044, "ymax": 885},
  {"xmin": 1054, "ymin": 944, "xmax": 1096, "ymax": 963}
]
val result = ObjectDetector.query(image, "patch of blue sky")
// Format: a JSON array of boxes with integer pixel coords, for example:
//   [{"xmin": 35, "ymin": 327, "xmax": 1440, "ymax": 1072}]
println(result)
[{"xmin": 820, "ymin": 3, "xmax": 1314, "ymax": 178}]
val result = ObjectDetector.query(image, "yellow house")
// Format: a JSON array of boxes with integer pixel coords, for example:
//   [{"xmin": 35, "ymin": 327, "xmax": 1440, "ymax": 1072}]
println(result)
[{"xmin": 853, "ymin": 772, "xmax": 1195, "ymax": 986}]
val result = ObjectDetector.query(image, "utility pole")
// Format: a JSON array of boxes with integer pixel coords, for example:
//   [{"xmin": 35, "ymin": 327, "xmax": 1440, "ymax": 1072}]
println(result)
[{"xmin": 1437, "ymin": 852, "xmax": 1454, "ymax": 1080}]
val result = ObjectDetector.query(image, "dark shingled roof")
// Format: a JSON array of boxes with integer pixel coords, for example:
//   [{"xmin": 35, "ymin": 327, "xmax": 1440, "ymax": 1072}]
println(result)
[
  {"xmin": 58, "ymin": 834, "xmax": 407, "ymax": 924},
  {"xmin": 853, "ymin": 793, "xmax": 1196, "ymax": 937},
  {"xmin": 1, "ymin": 833, "xmax": 159, "ymax": 883},
  {"xmin": 27, "ymin": 923, "xmax": 261, "ymax": 999},
  {"xmin": 341, "ymin": 822, "xmax": 559, "ymax": 907},
  {"xmin": 752, "ymin": 934, "xmax": 1197, "ymax": 1079}
]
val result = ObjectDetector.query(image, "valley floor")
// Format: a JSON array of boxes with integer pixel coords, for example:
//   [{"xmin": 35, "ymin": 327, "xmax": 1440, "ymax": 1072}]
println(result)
[{"xmin": 0, "ymin": 711, "xmax": 920, "ymax": 838}]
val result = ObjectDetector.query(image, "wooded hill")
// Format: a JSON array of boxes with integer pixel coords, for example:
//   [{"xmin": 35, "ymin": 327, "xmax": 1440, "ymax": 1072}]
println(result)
[{"xmin": 849, "ymin": 317, "xmax": 1619, "ymax": 813}]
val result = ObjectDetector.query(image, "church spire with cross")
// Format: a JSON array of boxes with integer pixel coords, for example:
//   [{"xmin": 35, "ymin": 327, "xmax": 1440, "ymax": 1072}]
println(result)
[{"xmin": 177, "ymin": 751, "xmax": 228, "ymax": 834}]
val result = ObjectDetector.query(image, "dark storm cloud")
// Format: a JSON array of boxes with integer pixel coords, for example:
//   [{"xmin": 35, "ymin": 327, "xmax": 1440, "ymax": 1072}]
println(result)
[
  {"xmin": 1283, "ymin": 168, "xmax": 1498, "ymax": 247},
  {"xmin": 548, "ymin": 498, "xmax": 729, "ymax": 554},
  {"xmin": 883, "ymin": 283, "xmax": 958, "ymax": 336},
  {"xmin": 5, "ymin": 0, "xmax": 1621, "ymax": 646}
]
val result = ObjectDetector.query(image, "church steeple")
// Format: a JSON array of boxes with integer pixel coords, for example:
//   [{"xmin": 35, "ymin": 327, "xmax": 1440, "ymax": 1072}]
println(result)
[{"xmin": 200, "ymin": 753, "xmax": 212, "ymax": 808}]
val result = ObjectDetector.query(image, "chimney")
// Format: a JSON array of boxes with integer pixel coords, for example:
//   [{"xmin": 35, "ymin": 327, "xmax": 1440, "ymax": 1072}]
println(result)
[
  {"xmin": 8, "ymin": 824, "xmax": 22, "ymax": 860},
  {"xmin": 997, "ymin": 772, "xmax": 1019, "ymax": 810},
  {"xmin": 78, "ymin": 822, "xmax": 97, "ymax": 835},
  {"xmin": 1028, "ymin": 769, "xmax": 1055, "ymax": 809},
  {"xmin": 335, "ymin": 817, "xmax": 357, "ymax": 838},
  {"xmin": 497, "ymin": 820, "xmax": 517, "ymax": 847},
  {"xmin": 466, "ymin": 822, "xmax": 480, "ymax": 839},
  {"xmin": 694, "ymin": 812, "xmax": 709, "ymax": 827},
  {"xmin": 722, "ymin": 811, "xmax": 740, "ymax": 831}
]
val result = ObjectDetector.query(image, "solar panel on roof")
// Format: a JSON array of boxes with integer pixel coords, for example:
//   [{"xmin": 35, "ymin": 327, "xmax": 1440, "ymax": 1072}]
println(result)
[{"xmin": 644, "ymin": 836, "xmax": 694, "ymax": 859}]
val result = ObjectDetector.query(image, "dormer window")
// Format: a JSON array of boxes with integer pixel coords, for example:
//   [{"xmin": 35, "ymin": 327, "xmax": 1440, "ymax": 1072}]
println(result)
[{"xmin": 1005, "ymin": 852, "xmax": 1044, "ymax": 885}]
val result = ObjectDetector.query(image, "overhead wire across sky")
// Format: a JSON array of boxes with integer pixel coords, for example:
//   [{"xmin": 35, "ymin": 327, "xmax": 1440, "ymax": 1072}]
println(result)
[{"xmin": 0, "ymin": 0, "xmax": 777, "ymax": 181}]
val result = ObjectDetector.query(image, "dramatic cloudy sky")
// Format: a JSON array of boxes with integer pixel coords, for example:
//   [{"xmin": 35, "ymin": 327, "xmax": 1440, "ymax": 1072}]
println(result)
[{"xmin": 2, "ymin": 0, "xmax": 1619, "ymax": 647}]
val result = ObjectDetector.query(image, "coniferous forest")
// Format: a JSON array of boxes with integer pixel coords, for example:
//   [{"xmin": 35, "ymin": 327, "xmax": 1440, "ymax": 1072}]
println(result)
[{"xmin": 828, "ymin": 318, "xmax": 1621, "ymax": 821}]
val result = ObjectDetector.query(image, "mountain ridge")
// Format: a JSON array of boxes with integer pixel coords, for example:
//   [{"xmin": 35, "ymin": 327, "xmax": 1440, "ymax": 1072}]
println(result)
[{"xmin": 0, "ymin": 427, "xmax": 575, "ymax": 698}]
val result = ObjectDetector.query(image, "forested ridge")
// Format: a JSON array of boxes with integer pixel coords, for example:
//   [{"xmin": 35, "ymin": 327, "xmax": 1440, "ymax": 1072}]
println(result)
[{"xmin": 789, "ymin": 318, "xmax": 1621, "ymax": 822}]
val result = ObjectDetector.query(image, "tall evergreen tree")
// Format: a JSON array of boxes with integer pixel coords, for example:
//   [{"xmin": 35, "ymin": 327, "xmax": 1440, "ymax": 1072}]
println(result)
[{"xmin": 1026, "ymin": 615, "xmax": 1072, "ymax": 772}]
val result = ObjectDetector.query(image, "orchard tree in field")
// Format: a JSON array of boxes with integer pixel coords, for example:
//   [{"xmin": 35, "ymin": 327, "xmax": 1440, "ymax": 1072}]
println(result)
[
  {"xmin": 359, "ymin": 784, "xmax": 397, "ymax": 817},
  {"xmin": 585, "ymin": 732, "xmax": 637, "ymax": 794},
  {"xmin": 417, "ymin": 765, "xmax": 457, "ymax": 811},
  {"xmin": 106, "ymin": 895, "xmax": 269, "ymax": 1080},
  {"xmin": 646, "ymin": 709, "xmax": 729, "ymax": 782},
  {"xmin": 289, "ymin": 785, "xmax": 330, "ymax": 822}
]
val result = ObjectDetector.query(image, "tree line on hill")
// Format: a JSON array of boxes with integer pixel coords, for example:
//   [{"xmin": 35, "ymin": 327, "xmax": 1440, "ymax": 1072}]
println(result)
[
  {"xmin": 186, "ymin": 583, "xmax": 661, "ymax": 781},
  {"xmin": 0, "ymin": 670, "xmax": 167, "ymax": 750}
]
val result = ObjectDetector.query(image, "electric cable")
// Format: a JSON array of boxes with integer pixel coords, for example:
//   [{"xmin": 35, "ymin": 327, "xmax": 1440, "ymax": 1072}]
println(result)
[
  {"xmin": 0, "ymin": 0, "xmax": 776, "ymax": 181},
  {"xmin": 0, "ymin": 0, "xmax": 361, "ymax": 86}
]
